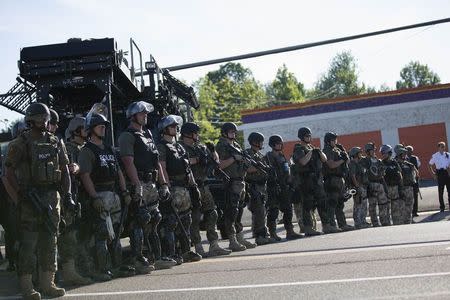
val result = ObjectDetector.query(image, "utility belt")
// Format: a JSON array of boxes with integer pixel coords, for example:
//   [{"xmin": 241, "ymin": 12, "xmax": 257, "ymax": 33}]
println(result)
[
  {"xmin": 23, "ymin": 183, "xmax": 58, "ymax": 191},
  {"xmin": 324, "ymin": 174, "xmax": 344, "ymax": 180},
  {"xmin": 95, "ymin": 181, "xmax": 116, "ymax": 192},
  {"xmin": 246, "ymin": 179, "xmax": 267, "ymax": 185},
  {"xmin": 137, "ymin": 170, "xmax": 157, "ymax": 183}
]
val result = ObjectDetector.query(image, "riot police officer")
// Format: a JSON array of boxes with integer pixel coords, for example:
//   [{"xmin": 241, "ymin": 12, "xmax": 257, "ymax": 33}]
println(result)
[
  {"xmin": 360, "ymin": 143, "xmax": 389, "ymax": 227},
  {"xmin": 381, "ymin": 144, "xmax": 402, "ymax": 225},
  {"xmin": 244, "ymin": 132, "xmax": 273, "ymax": 245},
  {"xmin": 48, "ymin": 112, "xmax": 92, "ymax": 286},
  {"xmin": 291, "ymin": 127, "xmax": 330, "ymax": 236},
  {"xmin": 395, "ymin": 145, "xmax": 418, "ymax": 224},
  {"xmin": 78, "ymin": 111, "xmax": 133, "ymax": 281},
  {"xmin": 119, "ymin": 101, "xmax": 176, "ymax": 270},
  {"xmin": 322, "ymin": 132, "xmax": 353, "ymax": 232},
  {"xmin": 265, "ymin": 135, "xmax": 302, "ymax": 240},
  {"xmin": 348, "ymin": 147, "xmax": 370, "ymax": 229},
  {"xmin": 179, "ymin": 122, "xmax": 231, "ymax": 256},
  {"xmin": 216, "ymin": 122, "xmax": 254, "ymax": 251},
  {"xmin": 5, "ymin": 103, "xmax": 70, "ymax": 299},
  {"xmin": 157, "ymin": 115, "xmax": 202, "ymax": 263}
]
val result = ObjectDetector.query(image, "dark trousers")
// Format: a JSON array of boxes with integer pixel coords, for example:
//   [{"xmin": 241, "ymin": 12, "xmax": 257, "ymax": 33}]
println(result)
[
  {"xmin": 437, "ymin": 169, "xmax": 450, "ymax": 210},
  {"xmin": 412, "ymin": 183, "xmax": 419, "ymax": 215}
]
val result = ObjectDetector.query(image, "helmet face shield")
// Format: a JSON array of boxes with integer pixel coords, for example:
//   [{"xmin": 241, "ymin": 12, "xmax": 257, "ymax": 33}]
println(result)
[
  {"xmin": 126, "ymin": 101, "xmax": 154, "ymax": 118},
  {"xmin": 158, "ymin": 115, "xmax": 183, "ymax": 132}
]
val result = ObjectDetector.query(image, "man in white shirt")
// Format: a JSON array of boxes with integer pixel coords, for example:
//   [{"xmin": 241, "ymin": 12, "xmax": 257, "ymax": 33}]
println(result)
[{"xmin": 429, "ymin": 142, "xmax": 450, "ymax": 212}]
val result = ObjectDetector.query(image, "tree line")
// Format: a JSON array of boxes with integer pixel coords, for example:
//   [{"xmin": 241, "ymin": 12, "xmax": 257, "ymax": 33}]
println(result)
[{"xmin": 193, "ymin": 51, "xmax": 441, "ymax": 142}]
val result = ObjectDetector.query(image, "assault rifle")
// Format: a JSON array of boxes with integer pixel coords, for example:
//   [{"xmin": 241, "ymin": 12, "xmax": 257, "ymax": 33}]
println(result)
[
  {"xmin": 27, "ymin": 189, "xmax": 58, "ymax": 234},
  {"xmin": 227, "ymin": 144, "xmax": 270, "ymax": 176},
  {"xmin": 194, "ymin": 143, "xmax": 230, "ymax": 182}
]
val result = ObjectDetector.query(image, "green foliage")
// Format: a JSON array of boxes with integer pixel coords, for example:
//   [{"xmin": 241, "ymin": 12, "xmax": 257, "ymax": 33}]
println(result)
[
  {"xmin": 266, "ymin": 64, "xmax": 305, "ymax": 105},
  {"xmin": 396, "ymin": 61, "xmax": 440, "ymax": 89},
  {"xmin": 311, "ymin": 51, "xmax": 366, "ymax": 100}
]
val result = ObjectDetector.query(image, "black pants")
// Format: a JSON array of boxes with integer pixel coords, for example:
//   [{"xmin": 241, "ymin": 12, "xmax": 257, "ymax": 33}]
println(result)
[
  {"xmin": 437, "ymin": 169, "xmax": 450, "ymax": 210},
  {"xmin": 412, "ymin": 183, "xmax": 419, "ymax": 215}
]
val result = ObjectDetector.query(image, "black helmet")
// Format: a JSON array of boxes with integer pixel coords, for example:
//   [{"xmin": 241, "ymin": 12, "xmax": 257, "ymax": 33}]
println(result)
[
  {"xmin": 297, "ymin": 127, "xmax": 312, "ymax": 141},
  {"xmin": 349, "ymin": 147, "xmax": 362, "ymax": 158},
  {"xmin": 380, "ymin": 144, "xmax": 393, "ymax": 155},
  {"xmin": 324, "ymin": 132, "xmax": 338, "ymax": 144},
  {"xmin": 394, "ymin": 144, "xmax": 406, "ymax": 155},
  {"xmin": 180, "ymin": 122, "xmax": 200, "ymax": 136},
  {"xmin": 364, "ymin": 142, "xmax": 375, "ymax": 152},
  {"xmin": 25, "ymin": 102, "xmax": 51, "ymax": 124},
  {"xmin": 269, "ymin": 135, "xmax": 283, "ymax": 147},
  {"xmin": 85, "ymin": 113, "xmax": 110, "ymax": 131},
  {"xmin": 248, "ymin": 132, "xmax": 264, "ymax": 145},
  {"xmin": 49, "ymin": 109, "xmax": 59, "ymax": 125},
  {"xmin": 221, "ymin": 122, "xmax": 238, "ymax": 135}
]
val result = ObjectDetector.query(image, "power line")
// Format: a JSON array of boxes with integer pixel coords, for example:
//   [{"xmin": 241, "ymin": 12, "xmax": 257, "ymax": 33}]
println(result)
[{"xmin": 153, "ymin": 17, "xmax": 450, "ymax": 73}]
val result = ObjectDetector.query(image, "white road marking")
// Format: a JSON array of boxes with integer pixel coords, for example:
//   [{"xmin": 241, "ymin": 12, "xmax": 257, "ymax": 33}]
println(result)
[
  {"xmin": 58, "ymin": 271, "xmax": 450, "ymax": 297},
  {"xmin": 197, "ymin": 240, "xmax": 450, "ymax": 263}
]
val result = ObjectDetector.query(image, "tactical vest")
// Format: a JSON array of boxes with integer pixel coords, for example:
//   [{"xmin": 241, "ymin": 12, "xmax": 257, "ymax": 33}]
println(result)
[
  {"xmin": 365, "ymin": 157, "xmax": 384, "ymax": 182},
  {"xmin": 244, "ymin": 148, "xmax": 267, "ymax": 183},
  {"xmin": 126, "ymin": 128, "xmax": 159, "ymax": 173},
  {"xmin": 84, "ymin": 142, "xmax": 118, "ymax": 188},
  {"xmin": 161, "ymin": 140, "xmax": 188, "ymax": 178},
  {"xmin": 292, "ymin": 143, "xmax": 319, "ymax": 175},
  {"xmin": 23, "ymin": 132, "xmax": 61, "ymax": 186},
  {"xmin": 383, "ymin": 159, "xmax": 402, "ymax": 186},
  {"xmin": 266, "ymin": 151, "xmax": 289, "ymax": 182},
  {"xmin": 180, "ymin": 142, "xmax": 207, "ymax": 182},
  {"xmin": 66, "ymin": 141, "xmax": 83, "ymax": 164},
  {"xmin": 323, "ymin": 145, "xmax": 344, "ymax": 177},
  {"xmin": 399, "ymin": 160, "xmax": 415, "ymax": 186}
]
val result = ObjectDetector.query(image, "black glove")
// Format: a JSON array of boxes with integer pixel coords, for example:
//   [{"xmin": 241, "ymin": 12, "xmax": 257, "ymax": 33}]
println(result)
[
  {"xmin": 340, "ymin": 151, "xmax": 349, "ymax": 162},
  {"xmin": 189, "ymin": 185, "xmax": 202, "ymax": 209},
  {"xmin": 64, "ymin": 193, "xmax": 77, "ymax": 215}
]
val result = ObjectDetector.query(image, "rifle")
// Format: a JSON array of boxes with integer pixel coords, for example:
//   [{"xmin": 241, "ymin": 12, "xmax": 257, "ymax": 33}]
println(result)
[
  {"xmin": 227, "ymin": 144, "xmax": 269, "ymax": 176},
  {"xmin": 194, "ymin": 143, "xmax": 230, "ymax": 183},
  {"xmin": 113, "ymin": 199, "xmax": 129, "ymax": 250},
  {"xmin": 27, "ymin": 189, "xmax": 58, "ymax": 234}
]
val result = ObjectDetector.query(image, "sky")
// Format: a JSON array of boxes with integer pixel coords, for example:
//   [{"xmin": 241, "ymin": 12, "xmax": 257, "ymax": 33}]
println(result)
[{"xmin": 0, "ymin": 0, "xmax": 449, "ymax": 126}]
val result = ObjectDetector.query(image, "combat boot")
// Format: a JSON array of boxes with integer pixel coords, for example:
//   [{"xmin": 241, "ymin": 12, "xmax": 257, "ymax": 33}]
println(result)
[
  {"xmin": 285, "ymin": 227, "xmax": 304, "ymax": 240},
  {"xmin": 39, "ymin": 271, "xmax": 65, "ymax": 297},
  {"xmin": 268, "ymin": 227, "xmax": 282, "ymax": 242},
  {"xmin": 237, "ymin": 232, "xmax": 256, "ymax": 249},
  {"xmin": 61, "ymin": 259, "xmax": 93, "ymax": 286},
  {"xmin": 194, "ymin": 243, "xmax": 207, "ymax": 257},
  {"xmin": 182, "ymin": 250, "xmax": 202, "ymax": 263},
  {"xmin": 154, "ymin": 257, "xmax": 177, "ymax": 269},
  {"xmin": 208, "ymin": 240, "xmax": 231, "ymax": 256},
  {"xmin": 304, "ymin": 226, "xmax": 322, "ymax": 236},
  {"xmin": 228, "ymin": 234, "xmax": 246, "ymax": 252},
  {"xmin": 133, "ymin": 256, "xmax": 154, "ymax": 275},
  {"xmin": 322, "ymin": 224, "xmax": 342, "ymax": 234},
  {"xmin": 19, "ymin": 274, "xmax": 41, "ymax": 300},
  {"xmin": 255, "ymin": 235, "xmax": 272, "ymax": 245},
  {"xmin": 339, "ymin": 224, "xmax": 355, "ymax": 232}
]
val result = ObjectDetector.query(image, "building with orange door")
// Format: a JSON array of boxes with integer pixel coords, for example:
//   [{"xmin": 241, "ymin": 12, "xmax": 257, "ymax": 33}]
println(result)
[{"xmin": 240, "ymin": 83, "xmax": 450, "ymax": 179}]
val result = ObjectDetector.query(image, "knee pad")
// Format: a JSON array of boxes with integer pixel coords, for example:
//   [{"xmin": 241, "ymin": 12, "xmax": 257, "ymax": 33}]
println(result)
[{"xmin": 204, "ymin": 209, "xmax": 218, "ymax": 224}]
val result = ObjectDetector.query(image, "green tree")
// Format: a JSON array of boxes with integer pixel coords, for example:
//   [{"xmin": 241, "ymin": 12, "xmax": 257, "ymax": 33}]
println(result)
[
  {"xmin": 266, "ymin": 64, "xmax": 305, "ymax": 105},
  {"xmin": 311, "ymin": 51, "xmax": 366, "ymax": 100},
  {"xmin": 396, "ymin": 61, "xmax": 440, "ymax": 89}
]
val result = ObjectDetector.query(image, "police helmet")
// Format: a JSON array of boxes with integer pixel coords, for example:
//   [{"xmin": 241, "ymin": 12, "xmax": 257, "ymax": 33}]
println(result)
[
  {"xmin": 268, "ymin": 135, "xmax": 283, "ymax": 147},
  {"xmin": 405, "ymin": 145, "xmax": 413, "ymax": 152},
  {"xmin": 11, "ymin": 120, "xmax": 27, "ymax": 139},
  {"xmin": 297, "ymin": 127, "xmax": 312, "ymax": 141},
  {"xmin": 158, "ymin": 115, "xmax": 183, "ymax": 132},
  {"xmin": 394, "ymin": 144, "xmax": 405, "ymax": 155},
  {"xmin": 68, "ymin": 116, "xmax": 86, "ymax": 134},
  {"xmin": 126, "ymin": 101, "xmax": 154, "ymax": 119},
  {"xmin": 25, "ymin": 102, "xmax": 51, "ymax": 124},
  {"xmin": 221, "ymin": 122, "xmax": 238, "ymax": 135},
  {"xmin": 364, "ymin": 142, "xmax": 375, "ymax": 152},
  {"xmin": 180, "ymin": 122, "xmax": 200, "ymax": 136},
  {"xmin": 380, "ymin": 144, "xmax": 393, "ymax": 155},
  {"xmin": 49, "ymin": 109, "xmax": 59, "ymax": 125},
  {"xmin": 349, "ymin": 146, "xmax": 362, "ymax": 158},
  {"xmin": 248, "ymin": 132, "xmax": 264, "ymax": 145},
  {"xmin": 324, "ymin": 132, "xmax": 338, "ymax": 144},
  {"xmin": 85, "ymin": 113, "xmax": 109, "ymax": 130}
]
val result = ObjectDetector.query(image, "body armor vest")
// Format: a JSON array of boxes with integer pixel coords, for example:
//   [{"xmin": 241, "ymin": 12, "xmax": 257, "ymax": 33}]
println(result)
[
  {"xmin": 161, "ymin": 140, "xmax": 189, "ymax": 178},
  {"xmin": 383, "ymin": 159, "xmax": 402, "ymax": 186},
  {"xmin": 293, "ymin": 143, "xmax": 320, "ymax": 175},
  {"xmin": 84, "ymin": 142, "xmax": 118, "ymax": 187},
  {"xmin": 126, "ymin": 128, "xmax": 159, "ymax": 173},
  {"xmin": 399, "ymin": 160, "xmax": 415, "ymax": 186}
]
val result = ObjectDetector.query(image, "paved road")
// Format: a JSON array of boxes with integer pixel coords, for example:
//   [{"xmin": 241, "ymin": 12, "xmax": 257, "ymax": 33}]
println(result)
[{"xmin": 1, "ymin": 210, "xmax": 449, "ymax": 299}]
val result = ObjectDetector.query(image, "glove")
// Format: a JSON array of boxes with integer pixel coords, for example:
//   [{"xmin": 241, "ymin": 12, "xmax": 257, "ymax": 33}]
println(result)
[
  {"xmin": 121, "ymin": 190, "xmax": 132, "ymax": 206},
  {"xmin": 64, "ymin": 193, "xmax": 77, "ymax": 215},
  {"xmin": 340, "ymin": 151, "xmax": 349, "ymax": 162},
  {"xmin": 158, "ymin": 184, "xmax": 170, "ymax": 201},
  {"xmin": 92, "ymin": 196, "xmax": 104, "ymax": 213},
  {"xmin": 189, "ymin": 185, "xmax": 202, "ymax": 209},
  {"xmin": 233, "ymin": 154, "xmax": 243, "ymax": 162}
]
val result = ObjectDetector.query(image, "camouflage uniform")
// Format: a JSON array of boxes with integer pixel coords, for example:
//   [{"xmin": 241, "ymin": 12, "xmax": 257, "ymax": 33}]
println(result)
[
  {"xmin": 361, "ymin": 157, "xmax": 390, "ymax": 226},
  {"xmin": 5, "ymin": 129, "xmax": 68, "ymax": 295},
  {"xmin": 397, "ymin": 158, "xmax": 416, "ymax": 224},
  {"xmin": 383, "ymin": 158, "xmax": 403, "ymax": 225},
  {"xmin": 348, "ymin": 159, "xmax": 369, "ymax": 228}
]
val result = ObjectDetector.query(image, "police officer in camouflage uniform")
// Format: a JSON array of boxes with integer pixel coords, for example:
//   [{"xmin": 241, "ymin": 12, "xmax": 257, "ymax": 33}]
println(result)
[
  {"xmin": 348, "ymin": 147, "xmax": 370, "ymax": 229},
  {"xmin": 381, "ymin": 144, "xmax": 403, "ymax": 226},
  {"xmin": 265, "ymin": 135, "xmax": 303, "ymax": 241},
  {"xmin": 216, "ymin": 122, "xmax": 255, "ymax": 251},
  {"xmin": 322, "ymin": 132, "xmax": 353, "ymax": 232},
  {"xmin": 79, "ymin": 112, "xmax": 133, "ymax": 281},
  {"xmin": 119, "ymin": 101, "xmax": 176, "ymax": 271},
  {"xmin": 157, "ymin": 115, "xmax": 202, "ymax": 264},
  {"xmin": 5, "ymin": 103, "xmax": 70, "ymax": 299},
  {"xmin": 244, "ymin": 132, "xmax": 273, "ymax": 245},
  {"xmin": 47, "ymin": 112, "xmax": 92, "ymax": 286},
  {"xmin": 292, "ymin": 127, "xmax": 331, "ymax": 236},
  {"xmin": 360, "ymin": 143, "xmax": 389, "ymax": 227},
  {"xmin": 394, "ymin": 145, "xmax": 418, "ymax": 224},
  {"xmin": 179, "ymin": 122, "xmax": 231, "ymax": 257}
]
